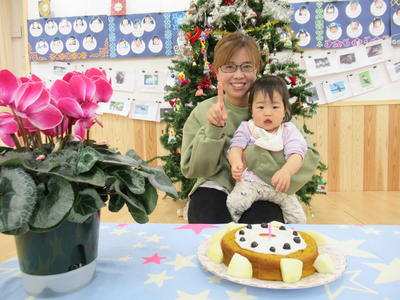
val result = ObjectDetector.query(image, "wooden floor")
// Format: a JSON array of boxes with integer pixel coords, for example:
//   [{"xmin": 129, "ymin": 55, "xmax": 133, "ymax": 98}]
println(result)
[{"xmin": 1, "ymin": 191, "xmax": 399, "ymax": 262}]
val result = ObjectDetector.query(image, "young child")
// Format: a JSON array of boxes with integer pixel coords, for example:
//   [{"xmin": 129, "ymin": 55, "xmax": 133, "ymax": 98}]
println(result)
[{"xmin": 227, "ymin": 75, "xmax": 307, "ymax": 223}]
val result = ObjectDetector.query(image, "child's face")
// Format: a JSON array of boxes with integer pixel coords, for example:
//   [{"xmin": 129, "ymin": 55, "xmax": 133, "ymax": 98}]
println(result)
[
  {"xmin": 351, "ymin": 22, "xmax": 359, "ymax": 30},
  {"xmin": 330, "ymin": 26, "xmax": 337, "ymax": 33},
  {"xmin": 350, "ymin": 3, "xmax": 358, "ymax": 10},
  {"xmin": 252, "ymin": 90, "xmax": 285, "ymax": 133}
]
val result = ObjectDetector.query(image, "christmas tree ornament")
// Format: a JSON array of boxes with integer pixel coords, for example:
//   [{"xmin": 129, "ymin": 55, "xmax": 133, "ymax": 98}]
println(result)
[
  {"xmin": 177, "ymin": 73, "xmax": 190, "ymax": 87},
  {"xmin": 289, "ymin": 76, "xmax": 297, "ymax": 86},
  {"xmin": 168, "ymin": 127, "xmax": 177, "ymax": 144}
]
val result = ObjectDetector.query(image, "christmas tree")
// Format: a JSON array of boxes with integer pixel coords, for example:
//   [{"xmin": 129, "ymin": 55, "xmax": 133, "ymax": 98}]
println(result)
[{"xmin": 159, "ymin": 0, "xmax": 327, "ymax": 205}]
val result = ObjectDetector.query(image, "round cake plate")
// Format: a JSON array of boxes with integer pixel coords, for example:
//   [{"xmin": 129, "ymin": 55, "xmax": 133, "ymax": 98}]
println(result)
[{"xmin": 197, "ymin": 239, "xmax": 347, "ymax": 289}]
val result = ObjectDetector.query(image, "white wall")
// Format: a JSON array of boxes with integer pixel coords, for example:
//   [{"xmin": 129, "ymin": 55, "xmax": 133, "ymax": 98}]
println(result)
[{"xmin": 28, "ymin": 0, "xmax": 400, "ymax": 103}]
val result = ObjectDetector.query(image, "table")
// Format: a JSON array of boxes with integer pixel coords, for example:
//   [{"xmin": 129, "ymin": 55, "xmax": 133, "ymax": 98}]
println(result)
[{"xmin": 1, "ymin": 223, "xmax": 399, "ymax": 299}]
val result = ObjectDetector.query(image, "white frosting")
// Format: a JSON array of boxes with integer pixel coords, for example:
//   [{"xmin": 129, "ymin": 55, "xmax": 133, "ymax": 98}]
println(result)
[{"xmin": 234, "ymin": 224, "xmax": 306, "ymax": 255}]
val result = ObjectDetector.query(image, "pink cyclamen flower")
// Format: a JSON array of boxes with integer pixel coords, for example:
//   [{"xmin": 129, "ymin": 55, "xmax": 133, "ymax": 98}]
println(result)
[
  {"xmin": 0, "ymin": 69, "xmax": 20, "ymax": 106},
  {"xmin": 12, "ymin": 81, "xmax": 63, "ymax": 130},
  {"xmin": 0, "ymin": 112, "xmax": 18, "ymax": 147},
  {"xmin": 58, "ymin": 98, "xmax": 98, "ymax": 140}
]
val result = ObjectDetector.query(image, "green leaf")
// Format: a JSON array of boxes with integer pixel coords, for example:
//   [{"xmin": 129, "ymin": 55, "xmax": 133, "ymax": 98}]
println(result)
[
  {"xmin": 108, "ymin": 194, "xmax": 125, "ymax": 212},
  {"xmin": 50, "ymin": 167, "xmax": 106, "ymax": 186},
  {"xmin": 113, "ymin": 169, "xmax": 146, "ymax": 194},
  {"xmin": 67, "ymin": 189, "xmax": 104, "ymax": 223},
  {"xmin": 77, "ymin": 147, "xmax": 101, "ymax": 174},
  {"xmin": 0, "ymin": 167, "xmax": 37, "ymax": 233},
  {"xmin": 136, "ymin": 182, "xmax": 158, "ymax": 214},
  {"xmin": 113, "ymin": 181, "xmax": 148, "ymax": 223},
  {"xmin": 29, "ymin": 177, "xmax": 74, "ymax": 230},
  {"xmin": 126, "ymin": 202, "xmax": 148, "ymax": 224},
  {"xmin": 99, "ymin": 152, "xmax": 140, "ymax": 168},
  {"xmin": 142, "ymin": 166, "xmax": 178, "ymax": 198}
]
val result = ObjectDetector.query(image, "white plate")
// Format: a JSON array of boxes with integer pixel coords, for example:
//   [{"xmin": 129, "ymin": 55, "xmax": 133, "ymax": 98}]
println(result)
[{"xmin": 197, "ymin": 239, "xmax": 346, "ymax": 289}]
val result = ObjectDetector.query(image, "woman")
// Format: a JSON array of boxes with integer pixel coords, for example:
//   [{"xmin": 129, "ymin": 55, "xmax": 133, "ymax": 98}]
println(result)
[{"xmin": 181, "ymin": 32, "xmax": 318, "ymax": 224}]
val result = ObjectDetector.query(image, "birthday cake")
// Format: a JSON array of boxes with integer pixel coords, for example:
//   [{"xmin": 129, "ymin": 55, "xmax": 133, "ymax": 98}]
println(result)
[{"xmin": 205, "ymin": 222, "xmax": 336, "ymax": 283}]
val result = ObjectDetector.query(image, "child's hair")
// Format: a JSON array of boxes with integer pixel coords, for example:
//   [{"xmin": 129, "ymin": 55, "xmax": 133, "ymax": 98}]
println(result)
[{"xmin": 248, "ymin": 75, "xmax": 292, "ymax": 122}]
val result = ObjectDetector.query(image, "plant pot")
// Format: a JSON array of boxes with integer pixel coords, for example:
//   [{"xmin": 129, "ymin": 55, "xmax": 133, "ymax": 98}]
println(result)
[{"xmin": 14, "ymin": 212, "xmax": 100, "ymax": 297}]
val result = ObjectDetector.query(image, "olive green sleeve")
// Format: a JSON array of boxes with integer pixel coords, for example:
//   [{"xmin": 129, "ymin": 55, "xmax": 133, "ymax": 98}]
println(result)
[{"xmin": 180, "ymin": 106, "xmax": 228, "ymax": 179}]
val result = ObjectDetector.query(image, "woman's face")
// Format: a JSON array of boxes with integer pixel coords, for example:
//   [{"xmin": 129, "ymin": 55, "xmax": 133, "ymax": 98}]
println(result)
[{"xmin": 216, "ymin": 47, "xmax": 257, "ymax": 107}]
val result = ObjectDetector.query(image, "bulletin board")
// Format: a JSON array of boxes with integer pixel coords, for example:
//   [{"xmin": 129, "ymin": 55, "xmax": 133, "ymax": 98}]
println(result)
[{"xmin": 27, "ymin": 0, "xmax": 400, "ymax": 109}]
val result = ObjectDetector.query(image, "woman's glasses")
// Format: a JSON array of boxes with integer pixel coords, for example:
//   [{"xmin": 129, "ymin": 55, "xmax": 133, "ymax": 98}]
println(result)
[{"xmin": 220, "ymin": 63, "xmax": 255, "ymax": 73}]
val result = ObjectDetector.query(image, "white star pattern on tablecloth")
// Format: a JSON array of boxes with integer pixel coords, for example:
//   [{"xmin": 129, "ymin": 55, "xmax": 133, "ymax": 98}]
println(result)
[
  {"xmin": 175, "ymin": 290, "xmax": 211, "ymax": 300},
  {"xmin": 329, "ymin": 239, "xmax": 378, "ymax": 258},
  {"xmin": 145, "ymin": 234, "xmax": 163, "ymax": 243},
  {"xmin": 117, "ymin": 256, "xmax": 133, "ymax": 262},
  {"xmin": 226, "ymin": 287, "xmax": 257, "ymax": 300},
  {"xmin": 208, "ymin": 275, "xmax": 222, "ymax": 284},
  {"xmin": 24, "ymin": 297, "xmax": 35, "ymax": 300},
  {"xmin": 360, "ymin": 227, "xmax": 382, "ymax": 235},
  {"xmin": 137, "ymin": 231, "xmax": 147, "ymax": 236},
  {"xmin": 111, "ymin": 228, "xmax": 128, "ymax": 235},
  {"xmin": 324, "ymin": 270, "xmax": 378, "ymax": 300},
  {"xmin": 132, "ymin": 243, "xmax": 145, "ymax": 248},
  {"xmin": 159, "ymin": 245, "xmax": 170, "ymax": 249},
  {"xmin": 166, "ymin": 254, "xmax": 196, "ymax": 271},
  {"xmin": 144, "ymin": 270, "xmax": 173, "ymax": 287},
  {"xmin": 394, "ymin": 231, "xmax": 400, "ymax": 235},
  {"xmin": 363, "ymin": 258, "xmax": 400, "ymax": 284}
]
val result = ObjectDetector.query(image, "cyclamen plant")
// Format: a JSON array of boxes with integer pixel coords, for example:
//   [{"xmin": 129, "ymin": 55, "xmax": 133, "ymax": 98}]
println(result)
[{"xmin": 0, "ymin": 68, "xmax": 177, "ymax": 235}]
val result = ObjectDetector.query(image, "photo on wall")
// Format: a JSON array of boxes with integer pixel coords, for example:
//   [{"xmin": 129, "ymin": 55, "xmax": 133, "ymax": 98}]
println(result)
[
  {"xmin": 385, "ymin": 58, "xmax": 400, "ymax": 82},
  {"xmin": 364, "ymin": 39, "xmax": 392, "ymax": 64},
  {"xmin": 347, "ymin": 65, "xmax": 384, "ymax": 96},
  {"xmin": 100, "ymin": 97, "xmax": 132, "ymax": 117},
  {"xmin": 304, "ymin": 52, "xmax": 338, "ymax": 77},
  {"xmin": 322, "ymin": 76, "xmax": 352, "ymax": 102},
  {"xmin": 110, "ymin": 69, "xmax": 135, "ymax": 92},
  {"xmin": 129, "ymin": 100, "xmax": 159, "ymax": 122},
  {"xmin": 137, "ymin": 71, "xmax": 166, "ymax": 92}
]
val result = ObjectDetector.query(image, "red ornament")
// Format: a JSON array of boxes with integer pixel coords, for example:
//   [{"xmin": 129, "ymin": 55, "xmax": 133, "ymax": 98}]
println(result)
[
  {"xmin": 289, "ymin": 76, "xmax": 297, "ymax": 86},
  {"xmin": 222, "ymin": 0, "xmax": 235, "ymax": 5}
]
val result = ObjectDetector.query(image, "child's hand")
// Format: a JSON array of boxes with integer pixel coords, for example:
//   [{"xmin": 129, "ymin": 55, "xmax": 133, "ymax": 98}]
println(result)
[
  {"xmin": 271, "ymin": 168, "xmax": 291, "ymax": 192},
  {"xmin": 231, "ymin": 162, "xmax": 244, "ymax": 182}
]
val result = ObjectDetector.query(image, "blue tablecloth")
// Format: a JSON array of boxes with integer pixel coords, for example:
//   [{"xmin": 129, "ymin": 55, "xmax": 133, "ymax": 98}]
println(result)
[{"xmin": 1, "ymin": 223, "xmax": 400, "ymax": 299}]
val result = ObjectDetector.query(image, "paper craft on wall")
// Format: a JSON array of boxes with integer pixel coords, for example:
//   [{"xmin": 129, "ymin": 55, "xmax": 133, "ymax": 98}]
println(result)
[
  {"xmin": 110, "ymin": 11, "xmax": 184, "ymax": 59},
  {"xmin": 111, "ymin": 0, "xmax": 126, "ymax": 16},
  {"xmin": 38, "ymin": 0, "xmax": 51, "ymax": 18},
  {"xmin": 305, "ymin": 85, "xmax": 326, "ymax": 106},
  {"xmin": 28, "ymin": 11, "xmax": 185, "ymax": 61},
  {"xmin": 291, "ymin": 0, "xmax": 391, "ymax": 48},
  {"xmin": 157, "ymin": 101, "xmax": 174, "ymax": 122},
  {"xmin": 304, "ymin": 51, "xmax": 338, "ymax": 77},
  {"xmin": 335, "ymin": 46, "xmax": 365, "ymax": 71},
  {"xmin": 391, "ymin": 2, "xmax": 400, "ymax": 46},
  {"xmin": 385, "ymin": 58, "xmax": 400, "ymax": 81},
  {"xmin": 364, "ymin": 38, "xmax": 392, "ymax": 64},
  {"xmin": 28, "ymin": 15, "xmax": 109, "ymax": 61},
  {"xmin": 100, "ymin": 97, "xmax": 132, "ymax": 116},
  {"xmin": 322, "ymin": 76, "xmax": 352, "ymax": 103},
  {"xmin": 110, "ymin": 69, "xmax": 135, "ymax": 92},
  {"xmin": 347, "ymin": 65, "xmax": 384, "ymax": 96},
  {"xmin": 129, "ymin": 100, "xmax": 159, "ymax": 122},
  {"xmin": 137, "ymin": 71, "xmax": 166, "ymax": 93}
]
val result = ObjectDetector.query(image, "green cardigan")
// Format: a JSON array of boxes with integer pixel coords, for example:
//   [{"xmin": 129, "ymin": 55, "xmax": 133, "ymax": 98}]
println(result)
[{"xmin": 180, "ymin": 96, "xmax": 320, "ymax": 196}]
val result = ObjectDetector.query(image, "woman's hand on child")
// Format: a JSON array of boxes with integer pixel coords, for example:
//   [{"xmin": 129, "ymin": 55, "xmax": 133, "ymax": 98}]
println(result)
[
  {"xmin": 207, "ymin": 82, "xmax": 227, "ymax": 127},
  {"xmin": 271, "ymin": 168, "xmax": 291, "ymax": 192}
]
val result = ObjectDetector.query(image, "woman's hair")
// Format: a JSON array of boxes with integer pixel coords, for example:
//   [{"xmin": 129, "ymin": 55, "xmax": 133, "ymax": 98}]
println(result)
[
  {"xmin": 248, "ymin": 75, "xmax": 292, "ymax": 122},
  {"xmin": 213, "ymin": 32, "xmax": 261, "ymax": 72}
]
